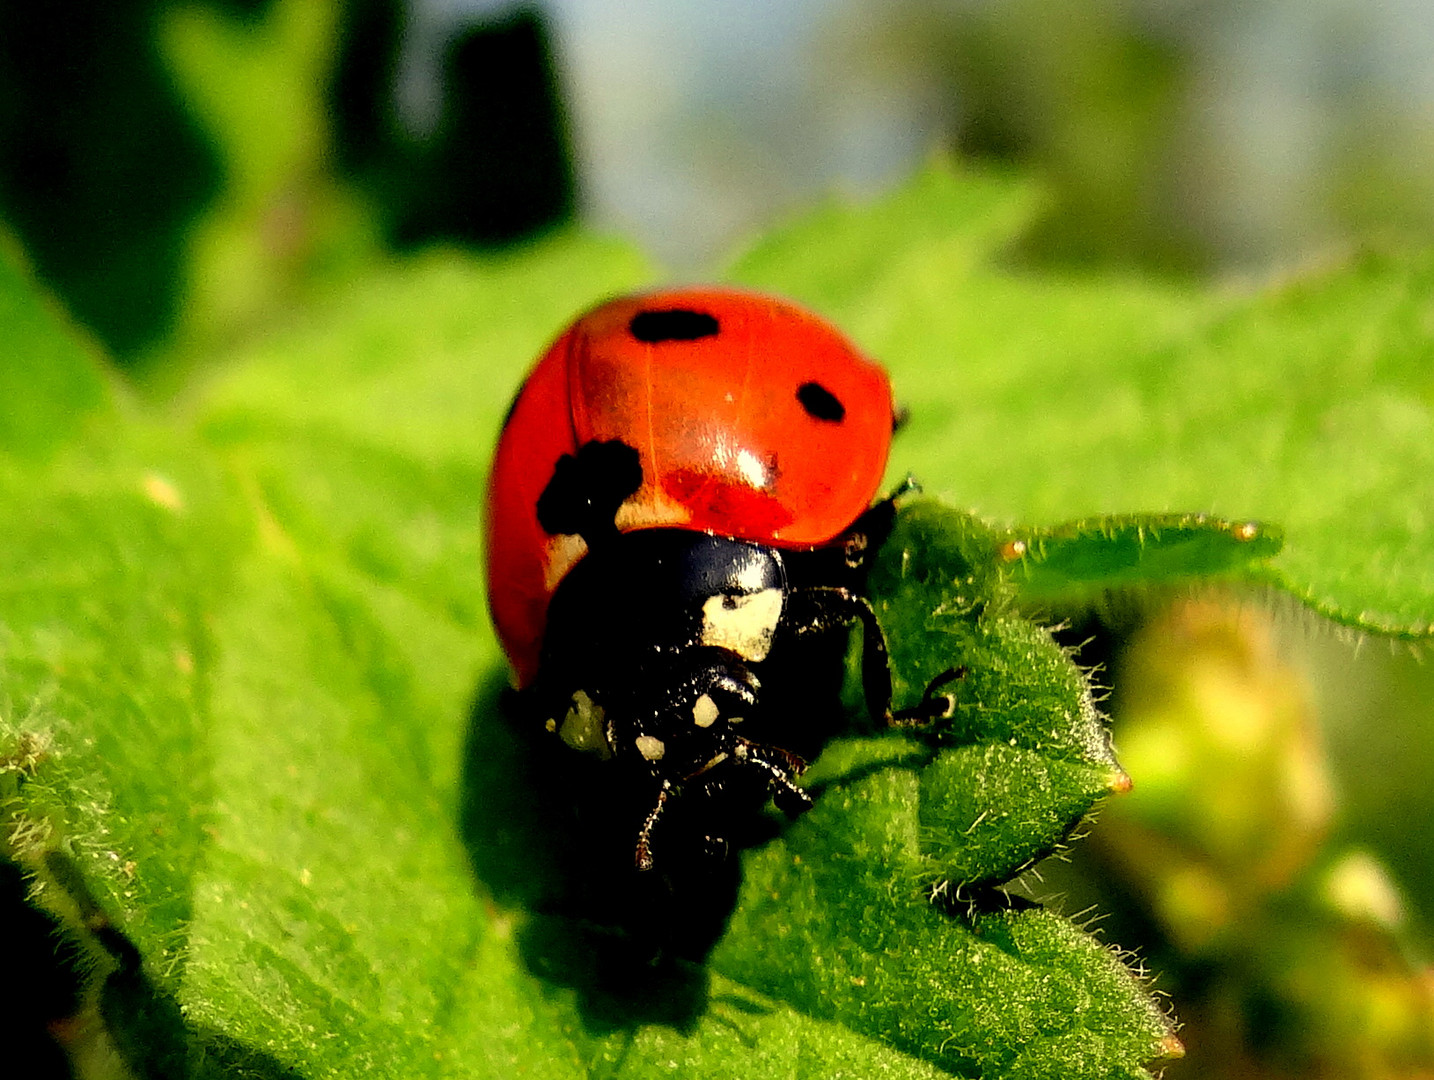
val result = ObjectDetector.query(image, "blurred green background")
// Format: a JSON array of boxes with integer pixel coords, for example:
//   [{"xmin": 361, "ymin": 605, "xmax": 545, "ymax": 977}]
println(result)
[
  {"xmin": 2, "ymin": 1, "xmax": 1432, "ymax": 1077},
  {"xmin": 11, "ymin": 0, "xmax": 1434, "ymax": 365}
]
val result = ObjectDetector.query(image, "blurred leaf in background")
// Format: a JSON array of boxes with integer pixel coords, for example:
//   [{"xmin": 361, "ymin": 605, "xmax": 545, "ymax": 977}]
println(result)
[
  {"xmin": 0, "ymin": 0, "xmax": 575, "ymax": 370},
  {"xmin": 854, "ymin": 0, "xmax": 1434, "ymax": 276},
  {"xmin": 861, "ymin": 0, "xmax": 1206, "ymax": 273},
  {"xmin": 159, "ymin": 0, "xmax": 576, "ymax": 373},
  {"xmin": 332, "ymin": 0, "xmax": 576, "ymax": 250},
  {"xmin": 0, "ymin": 2, "xmax": 226, "ymax": 358},
  {"xmin": 159, "ymin": 0, "xmax": 379, "ymax": 369},
  {"xmin": 1033, "ymin": 599, "xmax": 1434, "ymax": 1079}
]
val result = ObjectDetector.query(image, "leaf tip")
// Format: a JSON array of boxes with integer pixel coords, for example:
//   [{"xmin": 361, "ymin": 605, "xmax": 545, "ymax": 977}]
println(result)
[
  {"xmin": 1229, "ymin": 518, "xmax": 1283, "ymax": 554},
  {"xmin": 1158, "ymin": 1033, "xmax": 1187, "ymax": 1060},
  {"xmin": 998, "ymin": 536, "xmax": 1028, "ymax": 563}
]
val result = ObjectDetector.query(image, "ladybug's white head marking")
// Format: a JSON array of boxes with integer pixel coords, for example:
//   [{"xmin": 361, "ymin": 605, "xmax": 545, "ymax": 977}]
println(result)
[
  {"xmin": 692, "ymin": 693, "xmax": 719, "ymax": 728},
  {"xmin": 635, "ymin": 735, "xmax": 667, "ymax": 761},
  {"xmin": 700, "ymin": 588, "xmax": 783, "ymax": 662},
  {"xmin": 558, "ymin": 690, "xmax": 612, "ymax": 759}
]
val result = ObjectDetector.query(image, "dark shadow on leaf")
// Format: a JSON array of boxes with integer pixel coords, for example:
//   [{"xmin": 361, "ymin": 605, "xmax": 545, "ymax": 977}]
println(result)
[
  {"xmin": 37, "ymin": 850, "xmax": 304, "ymax": 1080},
  {"xmin": 801, "ymin": 746, "xmax": 935, "ymax": 803},
  {"xmin": 702, "ymin": 997, "xmax": 767, "ymax": 1050},
  {"xmin": 930, "ymin": 878, "xmax": 1041, "ymax": 924},
  {"xmin": 707, "ymin": 991, "xmax": 774, "ymax": 1017},
  {"xmin": 459, "ymin": 666, "xmax": 745, "ymax": 1033},
  {"xmin": 517, "ymin": 914, "xmax": 709, "ymax": 1034},
  {"xmin": 102, "ymin": 961, "xmax": 307, "ymax": 1080},
  {"xmin": 1, "ymin": 858, "xmax": 81, "ymax": 1079},
  {"xmin": 697, "ymin": 997, "xmax": 771, "ymax": 1051},
  {"xmin": 458, "ymin": 666, "xmax": 570, "ymax": 912}
]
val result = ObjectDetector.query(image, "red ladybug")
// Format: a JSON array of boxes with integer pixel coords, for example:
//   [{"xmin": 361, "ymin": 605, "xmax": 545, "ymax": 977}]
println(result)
[{"xmin": 486, "ymin": 288, "xmax": 949, "ymax": 874}]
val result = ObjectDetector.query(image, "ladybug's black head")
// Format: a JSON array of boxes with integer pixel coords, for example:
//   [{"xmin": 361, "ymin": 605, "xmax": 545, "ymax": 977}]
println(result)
[
  {"xmin": 678, "ymin": 536, "xmax": 786, "ymax": 664},
  {"xmin": 542, "ymin": 531, "xmax": 788, "ymax": 674}
]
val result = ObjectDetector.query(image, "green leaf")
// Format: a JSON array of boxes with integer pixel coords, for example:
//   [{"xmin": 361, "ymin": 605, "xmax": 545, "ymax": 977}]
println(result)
[
  {"xmin": 715, "ymin": 762, "xmax": 1175, "ymax": 1079},
  {"xmin": 1009, "ymin": 513, "xmax": 1285, "ymax": 606},
  {"xmin": 850, "ymin": 501, "xmax": 1139, "ymax": 886},
  {"xmin": 918, "ymin": 743, "xmax": 1119, "ymax": 886},
  {"xmin": 868, "ymin": 503, "xmax": 1114, "ymax": 762}
]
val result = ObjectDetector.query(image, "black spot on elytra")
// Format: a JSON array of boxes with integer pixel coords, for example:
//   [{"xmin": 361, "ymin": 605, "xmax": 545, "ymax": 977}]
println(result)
[
  {"xmin": 537, "ymin": 440, "xmax": 643, "ymax": 546},
  {"xmin": 629, "ymin": 309, "xmax": 719, "ymax": 343},
  {"xmin": 797, "ymin": 381, "xmax": 845, "ymax": 422}
]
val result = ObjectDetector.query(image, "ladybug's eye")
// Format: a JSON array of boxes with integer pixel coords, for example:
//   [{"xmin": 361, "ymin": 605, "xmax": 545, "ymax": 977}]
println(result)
[
  {"xmin": 629, "ymin": 309, "xmax": 720, "ymax": 342},
  {"xmin": 797, "ymin": 381, "xmax": 845, "ymax": 422}
]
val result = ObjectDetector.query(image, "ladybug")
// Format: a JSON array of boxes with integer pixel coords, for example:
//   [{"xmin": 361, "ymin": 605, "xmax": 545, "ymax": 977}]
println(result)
[{"xmin": 486, "ymin": 288, "xmax": 952, "ymax": 879}]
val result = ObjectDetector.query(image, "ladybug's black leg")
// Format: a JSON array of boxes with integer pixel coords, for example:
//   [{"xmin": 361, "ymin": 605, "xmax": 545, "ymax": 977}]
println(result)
[
  {"xmin": 634, "ymin": 780, "xmax": 673, "ymax": 872},
  {"xmin": 839, "ymin": 475, "xmax": 920, "ymax": 570},
  {"xmin": 785, "ymin": 586, "xmax": 961, "ymax": 728},
  {"xmin": 888, "ymin": 666, "xmax": 964, "ymax": 727},
  {"xmin": 784, "ymin": 585, "xmax": 895, "ymax": 724},
  {"xmin": 737, "ymin": 738, "xmax": 807, "ymax": 779},
  {"xmin": 881, "ymin": 473, "xmax": 921, "ymax": 506},
  {"xmin": 732, "ymin": 740, "xmax": 813, "ymax": 816}
]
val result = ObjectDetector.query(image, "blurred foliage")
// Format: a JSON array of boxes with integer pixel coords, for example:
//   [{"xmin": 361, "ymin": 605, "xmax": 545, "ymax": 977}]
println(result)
[
  {"xmin": 333, "ymin": 1, "xmax": 575, "ymax": 250},
  {"xmin": 158, "ymin": 0, "xmax": 382, "ymax": 369},
  {"xmin": 0, "ymin": 2, "xmax": 226, "ymax": 357},
  {"xmin": 1315, "ymin": 639, "xmax": 1434, "ymax": 916},
  {"xmin": 1035, "ymin": 599, "xmax": 1434, "ymax": 1079},
  {"xmin": 881, "ymin": 0, "xmax": 1205, "ymax": 272},
  {"xmin": 0, "ymin": 0, "xmax": 572, "ymax": 368},
  {"xmin": 869, "ymin": 0, "xmax": 1434, "ymax": 275},
  {"xmin": 11, "ymin": 0, "xmax": 1434, "ymax": 358}
]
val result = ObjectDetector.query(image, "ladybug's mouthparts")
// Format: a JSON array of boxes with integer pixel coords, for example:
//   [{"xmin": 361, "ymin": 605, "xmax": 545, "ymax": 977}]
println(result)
[{"xmin": 632, "ymin": 736, "xmax": 813, "ymax": 873}]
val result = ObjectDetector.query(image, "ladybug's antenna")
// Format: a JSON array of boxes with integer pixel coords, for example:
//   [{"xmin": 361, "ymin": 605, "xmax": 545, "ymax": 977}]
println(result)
[{"xmin": 536, "ymin": 439, "xmax": 643, "ymax": 549}]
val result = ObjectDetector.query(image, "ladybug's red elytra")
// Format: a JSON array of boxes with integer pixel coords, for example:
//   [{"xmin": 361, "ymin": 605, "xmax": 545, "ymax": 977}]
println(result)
[{"xmin": 485, "ymin": 288, "xmax": 951, "ymax": 877}]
